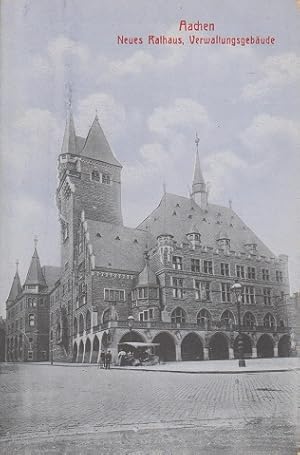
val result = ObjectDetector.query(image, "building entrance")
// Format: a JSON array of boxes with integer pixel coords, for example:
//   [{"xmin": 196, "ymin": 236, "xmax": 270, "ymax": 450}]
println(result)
[
  {"xmin": 257, "ymin": 334, "xmax": 274, "ymax": 358},
  {"xmin": 181, "ymin": 333, "xmax": 203, "ymax": 361},
  {"xmin": 152, "ymin": 332, "xmax": 176, "ymax": 362},
  {"xmin": 209, "ymin": 333, "xmax": 229, "ymax": 360}
]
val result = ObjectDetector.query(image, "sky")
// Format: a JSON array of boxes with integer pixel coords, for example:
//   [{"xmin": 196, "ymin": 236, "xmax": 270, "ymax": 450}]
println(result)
[{"xmin": 0, "ymin": 0, "xmax": 299, "ymax": 317}]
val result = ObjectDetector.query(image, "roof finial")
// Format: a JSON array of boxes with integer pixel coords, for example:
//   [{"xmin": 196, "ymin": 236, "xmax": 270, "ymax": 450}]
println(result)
[
  {"xmin": 16, "ymin": 260, "xmax": 19, "ymax": 273},
  {"xmin": 34, "ymin": 235, "xmax": 38, "ymax": 249},
  {"xmin": 195, "ymin": 132, "xmax": 200, "ymax": 152},
  {"xmin": 95, "ymin": 108, "xmax": 99, "ymax": 121},
  {"xmin": 67, "ymin": 81, "xmax": 73, "ymax": 110},
  {"xmin": 229, "ymin": 199, "xmax": 232, "ymax": 209},
  {"xmin": 163, "ymin": 181, "xmax": 166, "ymax": 195}
]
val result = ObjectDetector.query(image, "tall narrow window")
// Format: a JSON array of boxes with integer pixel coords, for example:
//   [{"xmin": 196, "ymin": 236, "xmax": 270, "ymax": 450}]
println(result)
[
  {"xmin": 172, "ymin": 256, "xmax": 183, "ymax": 270},
  {"xmin": 221, "ymin": 283, "xmax": 231, "ymax": 303},
  {"xmin": 172, "ymin": 277, "xmax": 184, "ymax": 298}
]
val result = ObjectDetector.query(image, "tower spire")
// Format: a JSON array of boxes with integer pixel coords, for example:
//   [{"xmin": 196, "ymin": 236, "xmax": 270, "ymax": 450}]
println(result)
[
  {"xmin": 24, "ymin": 241, "xmax": 46, "ymax": 288},
  {"xmin": 191, "ymin": 133, "xmax": 208, "ymax": 209},
  {"xmin": 61, "ymin": 107, "xmax": 77, "ymax": 155},
  {"xmin": 7, "ymin": 261, "xmax": 22, "ymax": 303}
]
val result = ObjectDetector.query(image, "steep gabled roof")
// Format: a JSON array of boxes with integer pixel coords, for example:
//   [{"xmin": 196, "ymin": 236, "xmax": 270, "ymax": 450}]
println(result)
[
  {"xmin": 24, "ymin": 248, "xmax": 47, "ymax": 287},
  {"xmin": 7, "ymin": 271, "xmax": 22, "ymax": 302},
  {"xmin": 86, "ymin": 219, "xmax": 153, "ymax": 272},
  {"xmin": 137, "ymin": 192, "xmax": 275, "ymax": 257},
  {"xmin": 81, "ymin": 115, "xmax": 122, "ymax": 167}
]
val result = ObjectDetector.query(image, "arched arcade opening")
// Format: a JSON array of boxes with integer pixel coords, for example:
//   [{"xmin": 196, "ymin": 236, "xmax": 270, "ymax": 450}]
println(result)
[
  {"xmin": 181, "ymin": 333, "xmax": 203, "ymax": 361},
  {"xmin": 278, "ymin": 335, "xmax": 291, "ymax": 357},
  {"xmin": 152, "ymin": 332, "xmax": 176, "ymax": 362},
  {"xmin": 91, "ymin": 336, "xmax": 100, "ymax": 363},
  {"xmin": 257, "ymin": 334, "xmax": 274, "ymax": 358},
  {"xmin": 84, "ymin": 338, "xmax": 91, "ymax": 363},
  {"xmin": 209, "ymin": 333, "xmax": 229, "ymax": 360},
  {"xmin": 78, "ymin": 340, "xmax": 84, "ymax": 363},
  {"xmin": 72, "ymin": 342, "xmax": 78, "ymax": 363}
]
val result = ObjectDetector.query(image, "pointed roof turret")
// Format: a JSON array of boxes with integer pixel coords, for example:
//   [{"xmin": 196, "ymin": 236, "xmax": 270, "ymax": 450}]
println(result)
[
  {"xmin": 81, "ymin": 115, "xmax": 122, "ymax": 167},
  {"xmin": 7, "ymin": 262, "xmax": 22, "ymax": 302},
  {"xmin": 192, "ymin": 133, "xmax": 206, "ymax": 195},
  {"xmin": 24, "ymin": 239, "xmax": 47, "ymax": 287},
  {"xmin": 61, "ymin": 110, "xmax": 77, "ymax": 155},
  {"xmin": 137, "ymin": 253, "xmax": 158, "ymax": 287}
]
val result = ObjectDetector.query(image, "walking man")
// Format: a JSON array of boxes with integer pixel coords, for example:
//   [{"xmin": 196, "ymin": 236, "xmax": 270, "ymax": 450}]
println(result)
[{"xmin": 105, "ymin": 350, "xmax": 112, "ymax": 369}]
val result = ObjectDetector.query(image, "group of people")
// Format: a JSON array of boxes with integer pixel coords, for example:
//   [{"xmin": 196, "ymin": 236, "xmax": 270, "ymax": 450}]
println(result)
[{"xmin": 98, "ymin": 350, "xmax": 112, "ymax": 369}]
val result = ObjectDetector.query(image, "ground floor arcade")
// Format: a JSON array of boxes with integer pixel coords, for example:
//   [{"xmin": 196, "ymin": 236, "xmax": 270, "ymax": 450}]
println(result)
[{"xmin": 71, "ymin": 327, "xmax": 292, "ymax": 364}]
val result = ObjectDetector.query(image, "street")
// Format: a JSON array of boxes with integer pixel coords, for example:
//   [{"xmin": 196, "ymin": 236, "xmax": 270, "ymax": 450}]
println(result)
[{"xmin": 0, "ymin": 362, "xmax": 298, "ymax": 454}]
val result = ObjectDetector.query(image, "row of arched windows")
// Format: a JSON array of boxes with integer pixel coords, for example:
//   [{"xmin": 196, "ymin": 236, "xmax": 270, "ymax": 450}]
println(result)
[{"xmin": 171, "ymin": 308, "xmax": 278, "ymax": 329}]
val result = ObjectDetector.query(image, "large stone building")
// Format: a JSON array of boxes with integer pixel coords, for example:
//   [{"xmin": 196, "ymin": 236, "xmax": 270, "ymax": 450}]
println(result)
[
  {"xmin": 48, "ymin": 112, "xmax": 293, "ymax": 363},
  {"xmin": 5, "ymin": 249, "xmax": 60, "ymax": 362}
]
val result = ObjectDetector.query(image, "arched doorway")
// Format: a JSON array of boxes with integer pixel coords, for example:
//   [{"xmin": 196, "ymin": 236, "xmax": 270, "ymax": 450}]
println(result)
[
  {"xmin": 278, "ymin": 335, "xmax": 290, "ymax": 357},
  {"xmin": 181, "ymin": 333, "xmax": 203, "ymax": 361},
  {"xmin": 209, "ymin": 333, "xmax": 229, "ymax": 360},
  {"xmin": 78, "ymin": 340, "xmax": 84, "ymax": 363},
  {"xmin": 72, "ymin": 343, "xmax": 78, "ymax": 362},
  {"xmin": 233, "ymin": 334, "xmax": 252, "ymax": 359},
  {"xmin": 257, "ymin": 334, "xmax": 274, "ymax": 358},
  {"xmin": 152, "ymin": 332, "xmax": 176, "ymax": 362},
  {"xmin": 91, "ymin": 336, "xmax": 100, "ymax": 363},
  {"xmin": 84, "ymin": 338, "xmax": 91, "ymax": 363}
]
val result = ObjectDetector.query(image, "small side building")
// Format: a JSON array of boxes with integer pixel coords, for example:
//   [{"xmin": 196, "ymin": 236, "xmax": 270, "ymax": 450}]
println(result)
[{"xmin": 5, "ymin": 245, "xmax": 60, "ymax": 362}]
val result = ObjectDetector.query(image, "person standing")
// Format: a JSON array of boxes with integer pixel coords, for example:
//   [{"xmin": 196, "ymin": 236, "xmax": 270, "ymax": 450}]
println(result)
[
  {"xmin": 105, "ymin": 350, "xmax": 112, "ymax": 369},
  {"xmin": 99, "ymin": 350, "xmax": 106, "ymax": 369}
]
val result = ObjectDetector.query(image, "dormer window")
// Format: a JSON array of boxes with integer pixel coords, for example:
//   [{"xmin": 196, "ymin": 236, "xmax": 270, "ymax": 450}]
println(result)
[
  {"xmin": 102, "ymin": 173, "xmax": 111, "ymax": 184},
  {"xmin": 91, "ymin": 170, "xmax": 100, "ymax": 181}
]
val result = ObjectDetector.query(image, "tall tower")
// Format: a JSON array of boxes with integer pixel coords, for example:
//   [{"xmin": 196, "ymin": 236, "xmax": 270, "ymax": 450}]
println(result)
[
  {"xmin": 57, "ymin": 112, "xmax": 123, "ymax": 272},
  {"xmin": 191, "ymin": 133, "xmax": 208, "ymax": 209}
]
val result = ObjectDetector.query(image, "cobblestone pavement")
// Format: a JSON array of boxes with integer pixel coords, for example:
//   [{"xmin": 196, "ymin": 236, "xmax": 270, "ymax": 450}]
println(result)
[{"xmin": 0, "ymin": 363, "xmax": 299, "ymax": 454}]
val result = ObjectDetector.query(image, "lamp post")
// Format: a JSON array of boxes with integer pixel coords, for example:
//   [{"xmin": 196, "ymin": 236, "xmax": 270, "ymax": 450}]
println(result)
[
  {"xmin": 127, "ymin": 315, "xmax": 134, "ymax": 342},
  {"xmin": 231, "ymin": 281, "xmax": 246, "ymax": 367}
]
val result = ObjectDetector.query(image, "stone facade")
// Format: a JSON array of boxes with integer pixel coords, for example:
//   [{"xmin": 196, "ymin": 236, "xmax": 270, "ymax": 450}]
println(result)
[{"xmin": 48, "ymin": 112, "xmax": 294, "ymax": 364}]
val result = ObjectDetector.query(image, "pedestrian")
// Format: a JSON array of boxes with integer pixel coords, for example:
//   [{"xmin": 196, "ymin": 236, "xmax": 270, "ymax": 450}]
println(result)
[
  {"xmin": 99, "ymin": 350, "xmax": 106, "ymax": 369},
  {"xmin": 105, "ymin": 350, "xmax": 112, "ymax": 369}
]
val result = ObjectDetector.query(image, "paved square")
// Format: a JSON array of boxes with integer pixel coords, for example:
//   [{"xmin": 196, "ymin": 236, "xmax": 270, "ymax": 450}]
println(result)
[{"xmin": 0, "ymin": 363, "xmax": 298, "ymax": 454}]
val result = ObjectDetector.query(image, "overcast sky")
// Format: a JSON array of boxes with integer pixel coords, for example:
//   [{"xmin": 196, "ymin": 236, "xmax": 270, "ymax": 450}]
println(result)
[{"xmin": 1, "ymin": 0, "xmax": 299, "ymax": 317}]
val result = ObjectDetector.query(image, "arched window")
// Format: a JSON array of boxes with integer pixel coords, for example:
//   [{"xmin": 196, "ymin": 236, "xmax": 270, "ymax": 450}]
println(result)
[
  {"xmin": 221, "ymin": 310, "xmax": 235, "ymax": 328},
  {"xmin": 197, "ymin": 309, "xmax": 211, "ymax": 328},
  {"xmin": 263, "ymin": 313, "xmax": 275, "ymax": 329},
  {"xmin": 102, "ymin": 309, "xmax": 110, "ymax": 324},
  {"xmin": 243, "ymin": 312, "xmax": 256, "ymax": 329},
  {"xmin": 171, "ymin": 307, "xmax": 186, "ymax": 324},
  {"xmin": 86, "ymin": 310, "xmax": 91, "ymax": 331},
  {"xmin": 91, "ymin": 170, "xmax": 100, "ymax": 181},
  {"xmin": 28, "ymin": 314, "xmax": 35, "ymax": 327}
]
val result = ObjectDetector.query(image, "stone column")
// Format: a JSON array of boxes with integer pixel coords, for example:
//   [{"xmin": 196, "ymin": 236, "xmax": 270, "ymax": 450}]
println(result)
[
  {"xmin": 229, "ymin": 347, "xmax": 234, "ymax": 359},
  {"xmin": 175, "ymin": 343, "xmax": 182, "ymax": 361},
  {"xmin": 203, "ymin": 347, "xmax": 209, "ymax": 360},
  {"xmin": 251, "ymin": 347, "xmax": 257, "ymax": 358},
  {"xmin": 274, "ymin": 345, "xmax": 278, "ymax": 357}
]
